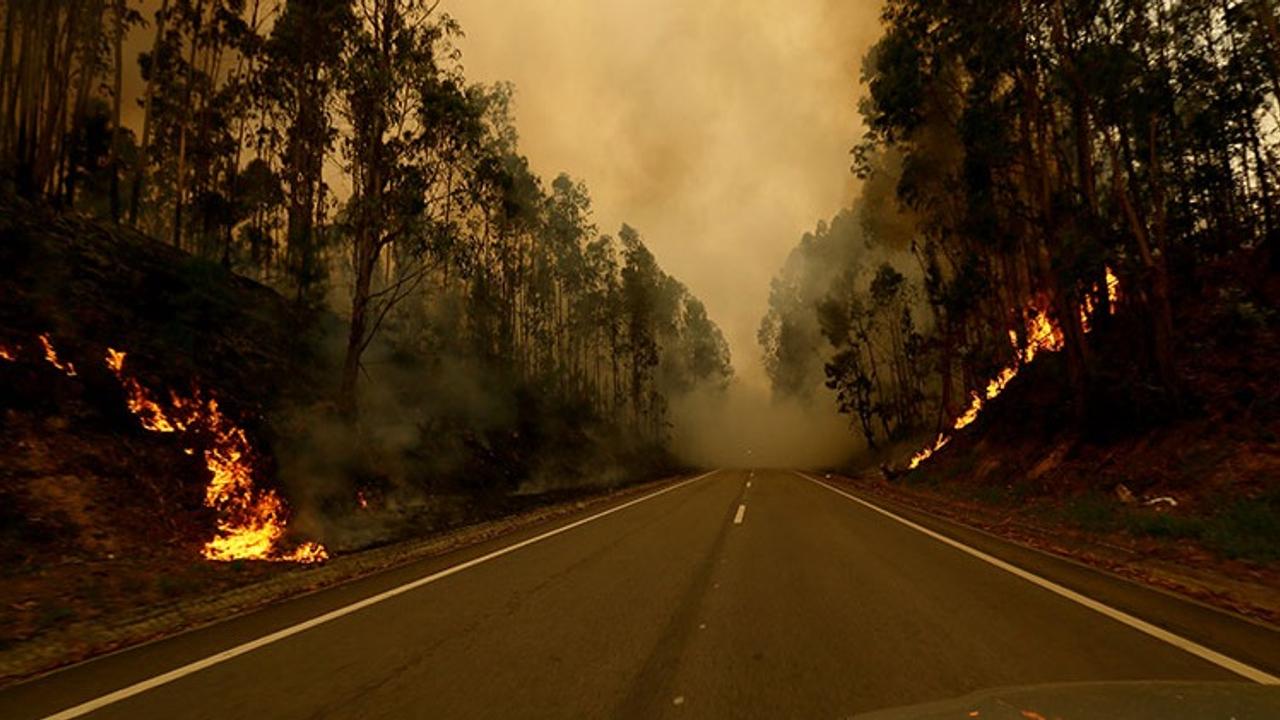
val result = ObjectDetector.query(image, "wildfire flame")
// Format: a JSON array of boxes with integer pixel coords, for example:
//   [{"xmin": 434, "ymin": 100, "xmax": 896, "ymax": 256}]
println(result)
[
  {"xmin": 1081, "ymin": 267, "xmax": 1121, "ymax": 333},
  {"xmin": 105, "ymin": 348, "xmax": 327, "ymax": 564},
  {"xmin": 907, "ymin": 268, "xmax": 1120, "ymax": 470},
  {"xmin": 907, "ymin": 433, "xmax": 951, "ymax": 470},
  {"xmin": 39, "ymin": 334, "xmax": 77, "ymax": 376},
  {"xmin": 0, "ymin": 344, "xmax": 15, "ymax": 362}
]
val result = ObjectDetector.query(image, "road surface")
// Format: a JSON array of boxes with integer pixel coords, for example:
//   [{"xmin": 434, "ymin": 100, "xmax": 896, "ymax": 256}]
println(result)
[{"xmin": 2, "ymin": 470, "xmax": 1278, "ymax": 719}]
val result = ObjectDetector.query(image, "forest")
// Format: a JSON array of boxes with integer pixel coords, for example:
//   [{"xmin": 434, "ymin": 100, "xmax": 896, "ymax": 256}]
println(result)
[
  {"xmin": 763, "ymin": 0, "xmax": 1279, "ymax": 456},
  {"xmin": 2, "ymin": 0, "xmax": 1280, "ymax": 698},
  {"xmin": 0, "ymin": 0, "xmax": 733, "ymax": 552}
]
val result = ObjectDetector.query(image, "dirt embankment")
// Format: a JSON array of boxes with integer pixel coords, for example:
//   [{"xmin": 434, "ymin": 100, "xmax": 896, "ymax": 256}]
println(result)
[{"xmin": 1, "ymin": 203, "xmax": 325, "ymax": 657}]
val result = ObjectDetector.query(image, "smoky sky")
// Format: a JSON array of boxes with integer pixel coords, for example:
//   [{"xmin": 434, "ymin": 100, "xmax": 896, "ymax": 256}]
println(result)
[
  {"xmin": 121, "ymin": 0, "xmax": 885, "ymax": 391},
  {"xmin": 446, "ymin": 0, "xmax": 884, "ymax": 388}
]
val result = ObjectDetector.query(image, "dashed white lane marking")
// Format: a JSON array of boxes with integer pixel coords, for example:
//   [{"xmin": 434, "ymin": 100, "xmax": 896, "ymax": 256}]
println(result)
[
  {"xmin": 733, "ymin": 504, "xmax": 747, "ymax": 525},
  {"xmin": 39, "ymin": 470, "xmax": 723, "ymax": 720},
  {"xmin": 796, "ymin": 471, "xmax": 1280, "ymax": 685},
  {"xmin": 746, "ymin": 480, "xmax": 752, "ymax": 488},
  {"xmin": 672, "ymin": 696, "xmax": 686, "ymax": 706}
]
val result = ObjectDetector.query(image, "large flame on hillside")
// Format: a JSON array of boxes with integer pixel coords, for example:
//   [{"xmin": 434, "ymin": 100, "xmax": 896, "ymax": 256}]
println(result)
[
  {"xmin": 908, "ymin": 268, "xmax": 1120, "ymax": 470},
  {"xmin": 105, "ymin": 349, "xmax": 327, "ymax": 564}
]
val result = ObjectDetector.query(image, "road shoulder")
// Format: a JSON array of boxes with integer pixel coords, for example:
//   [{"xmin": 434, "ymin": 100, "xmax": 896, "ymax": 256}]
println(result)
[
  {"xmin": 0, "ymin": 473, "xmax": 702, "ymax": 689},
  {"xmin": 805, "ymin": 472, "xmax": 1280, "ymax": 680}
]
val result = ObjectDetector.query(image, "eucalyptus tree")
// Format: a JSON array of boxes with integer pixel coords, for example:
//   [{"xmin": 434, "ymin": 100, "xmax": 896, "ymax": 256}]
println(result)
[
  {"xmin": 335, "ymin": 0, "xmax": 484, "ymax": 418},
  {"xmin": 262, "ymin": 0, "xmax": 354, "ymax": 299},
  {"xmin": 0, "ymin": 0, "xmax": 112, "ymax": 200},
  {"xmin": 778, "ymin": 0, "xmax": 1280, "ymax": 442}
]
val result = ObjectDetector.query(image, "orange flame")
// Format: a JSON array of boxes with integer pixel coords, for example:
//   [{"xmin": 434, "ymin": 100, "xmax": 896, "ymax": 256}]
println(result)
[
  {"xmin": 906, "ymin": 268, "xmax": 1120, "ymax": 470},
  {"xmin": 1081, "ymin": 266, "xmax": 1121, "ymax": 332},
  {"xmin": 1105, "ymin": 266, "xmax": 1120, "ymax": 310},
  {"xmin": 39, "ymin": 334, "xmax": 77, "ymax": 376},
  {"xmin": 105, "ymin": 348, "xmax": 326, "ymax": 564},
  {"xmin": 1019, "ymin": 305, "xmax": 1064, "ymax": 365},
  {"xmin": 907, "ymin": 433, "xmax": 951, "ymax": 470},
  {"xmin": 0, "ymin": 344, "xmax": 15, "ymax": 362}
]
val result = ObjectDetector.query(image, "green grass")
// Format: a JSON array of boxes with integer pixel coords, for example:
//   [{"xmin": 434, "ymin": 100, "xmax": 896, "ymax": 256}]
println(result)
[
  {"xmin": 1060, "ymin": 492, "xmax": 1118, "ymax": 533},
  {"xmin": 1120, "ymin": 492, "xmax": 1280, "ymax": 563},
  {"xmin": 1201, "ymin": 494, "xmax": 1280, "ymax": 562},
  {"xmin": 1123, "ymin": 511, "xmax": 1203, "ymax": 540}
]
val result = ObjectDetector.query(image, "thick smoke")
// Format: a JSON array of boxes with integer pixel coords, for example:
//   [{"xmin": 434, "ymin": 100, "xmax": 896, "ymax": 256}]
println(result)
[
  {"xmin": 669, "ymin": 381, "xmax": 862, "ymax": 469},
  {"xmin": 442, "ymin": 1, "xmax": 890, "ymax": 469},
  {"xmin": 445, "ymin": 0, "xmax": 886, "ymax": 392},
  {"xmin": 115, "ymin": 1, "xmax": 892, "ymax": 474}
]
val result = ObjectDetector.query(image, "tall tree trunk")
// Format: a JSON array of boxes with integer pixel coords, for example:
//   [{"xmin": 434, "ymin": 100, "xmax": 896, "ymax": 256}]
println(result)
[
  {"xmin": 108, "ymin": 0, "xmax": 124, "ymax": 222},
  {"xmin": 0, "ymin": 0, "xmax": 18, "ymax": 154},
  {"xmin": 129, "ymin": 0, "xmax": 169, "ymax": 225},
  {"xmin": 340, "ymin": 245, "xmax": 377, "ymax": 420},
  {"xmin": 172, "ymin": 0, "xmax": 205, "ymax": 248}
]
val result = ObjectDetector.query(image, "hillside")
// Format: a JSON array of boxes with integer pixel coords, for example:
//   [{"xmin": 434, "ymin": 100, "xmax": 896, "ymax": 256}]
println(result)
[
  {"xmin": 0, "ymin": 202, "xmax": 317, "ymax": 654},
  {"xmin": 0, "ymin": 202, "xmax": 686, "ymax": 668},
  {"xmin": 849, "ymin": 251, "xmax": 1280, "ymax": 621}
]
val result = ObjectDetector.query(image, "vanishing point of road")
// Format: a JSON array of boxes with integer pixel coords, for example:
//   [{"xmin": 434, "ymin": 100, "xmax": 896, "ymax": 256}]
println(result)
[{"xmin": 2, "ymin": 470, "xmax": 1278, "ymax": 718}]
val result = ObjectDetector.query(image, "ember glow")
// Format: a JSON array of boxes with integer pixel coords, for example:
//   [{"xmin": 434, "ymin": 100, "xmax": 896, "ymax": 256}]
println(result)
[
  {"xmin": 1106, "ymin": 267, "xmax": 1120, "ymax": 308},
  {"xmin": 105, "ymin": 348, "xmax": 327, "ymax": 564},
  {"xmin": 0, "ymin": 344, "xmax": 15, "ymax": 362},
  {"xmin": 1081, "ymin": 267, "xmax": 1122, "ymax": 333},
  {"xmin": 907, "ymin": 269, "xmax": 1120, "ymax": 470},
  {"xmin": 39, "ymin": 333, "xmax": 76, "ymax": 376}
]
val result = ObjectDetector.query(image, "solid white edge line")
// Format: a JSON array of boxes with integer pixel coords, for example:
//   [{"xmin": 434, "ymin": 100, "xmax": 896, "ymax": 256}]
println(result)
[
  {"xmin": 41, "ymin": 470, "xmax": 722, "ymax": 720},
  {"xmin": 795, "ymin": 471, "xmax": 1279, "ymax": 685},
  {"xmin": 733, "ymin": 504, "xmax": 747, "ymax": 525}
]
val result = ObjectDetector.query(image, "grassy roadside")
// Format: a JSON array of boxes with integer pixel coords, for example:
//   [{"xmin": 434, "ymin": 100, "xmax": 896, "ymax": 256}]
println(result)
[
  {"xmin": 830, "ymin": 463, "xmax": 1280, "ymax": 626},
  {"xmin": 891, "ymin": 435, "xmax": 1280, "ymax": 567}
]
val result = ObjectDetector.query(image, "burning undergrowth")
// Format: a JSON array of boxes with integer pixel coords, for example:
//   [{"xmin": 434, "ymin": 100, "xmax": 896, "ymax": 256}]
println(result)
[
  {"xmin": 104, "ymin": 348, "xmax": 326, "ymax": 563},
  {"xmin": 905, "ymin": 269, "xmax": 1120, "ymax": 471},
  {"xmin": 3, "ymin": 335, "xmax": 326, "ymax": 564},
  {"xmin": 879, "ymin": 254, "xmax": 1280, "ymax": 568}
]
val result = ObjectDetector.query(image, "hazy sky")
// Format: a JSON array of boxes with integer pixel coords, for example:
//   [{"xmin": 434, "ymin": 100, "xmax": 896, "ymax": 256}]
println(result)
[
  {"xmin": 445, "ymin": 0, "xmax": 884, "ymax": 388},
  {"xmin": 123, "ymin": 0, "xmax": 883, "ymax": 391}
]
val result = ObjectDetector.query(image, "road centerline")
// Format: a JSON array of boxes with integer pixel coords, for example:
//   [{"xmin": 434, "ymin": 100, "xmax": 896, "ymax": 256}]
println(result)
[
  {"xmin": 733, "ymin": 504, "xmax": 747, "ymax": 525},
  {"xmin": 795, "ymin": 471, "xmax": 1279, "ymax": 685},
  {"xmin": 38, "ymin": 470, "xmax": 722, "ymax": 720}
]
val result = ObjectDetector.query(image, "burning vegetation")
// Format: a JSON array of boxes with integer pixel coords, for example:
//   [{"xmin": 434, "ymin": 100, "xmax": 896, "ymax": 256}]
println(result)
[
  {"xmin": 103, "ymin": 348, "xmax": 326, "ymax": 563},
  {"xmin": 38, "ymin": 333, "xmax": 77, "ymax": 377},
  {"xmin": 1, "ymin": 332, "xmax": 325, "ymax": 564},
  {"xmin": 907, "ymin": 269, "xmax": 1121, "ymax": 471}
]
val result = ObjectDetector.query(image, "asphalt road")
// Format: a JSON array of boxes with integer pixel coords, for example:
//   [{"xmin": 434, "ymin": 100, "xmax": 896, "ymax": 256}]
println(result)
[{"xmin": 3, "ymin": 469, "xmax": 1278, "ymax": 719}]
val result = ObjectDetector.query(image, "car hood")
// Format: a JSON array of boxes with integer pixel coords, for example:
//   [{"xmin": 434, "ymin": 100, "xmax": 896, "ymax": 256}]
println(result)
[{"xmin": 854, "ymin": 681, "xmax": 1280, "ymax": 719}]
